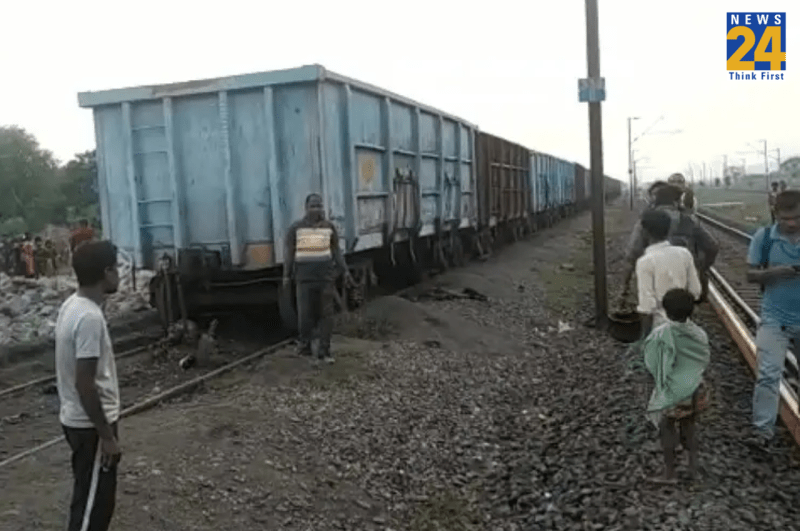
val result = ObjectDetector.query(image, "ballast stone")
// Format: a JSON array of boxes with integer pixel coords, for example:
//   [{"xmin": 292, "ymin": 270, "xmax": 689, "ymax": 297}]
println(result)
[{"xmin": 0, "ymin": 261, "xmax": 156, "ymax": 346}]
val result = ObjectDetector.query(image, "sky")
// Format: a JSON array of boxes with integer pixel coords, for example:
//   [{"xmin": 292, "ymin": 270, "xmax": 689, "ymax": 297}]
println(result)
[{"xmin": 1, "ymin": 0, "xmax": 798, "ymax": 188}]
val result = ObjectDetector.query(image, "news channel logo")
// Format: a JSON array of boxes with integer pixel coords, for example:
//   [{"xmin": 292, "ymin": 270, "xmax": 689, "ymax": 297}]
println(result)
[{"xmin": 727, "ymin": 12, "xmax": 786, "ymax": 80}]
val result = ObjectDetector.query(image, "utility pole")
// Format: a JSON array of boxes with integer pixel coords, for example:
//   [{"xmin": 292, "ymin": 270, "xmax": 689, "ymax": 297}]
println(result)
[
  {"xmin": 723, "ymin": 155, "xmax": 728, "ymax": 183},
  {"xmin": 628, "ymin": 119, "xmax": 632, "ymax": 209},
  {"xmin": 627, "ymin": 117, "xmax": 638, "ymax": 210},
  {"xmin": 763, "ymin": 139, "xmax": 769, "ymax": 190},
  {"xmin": 579, "ymin": 0, "xmax": 608, "ymax": 330}
]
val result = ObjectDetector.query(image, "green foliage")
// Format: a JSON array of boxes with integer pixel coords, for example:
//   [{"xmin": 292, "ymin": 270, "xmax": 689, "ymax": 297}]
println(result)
[
  {"xmin": 0, "ymin": 125, "xmax": 98, "ymax": 236},
  {"xmin": 55, "ymin": 149, "xmax": 99, "ymax": 225},
  {"xmin": 0, "ymin": 126, "xmax": 59, "ymax": 233}
]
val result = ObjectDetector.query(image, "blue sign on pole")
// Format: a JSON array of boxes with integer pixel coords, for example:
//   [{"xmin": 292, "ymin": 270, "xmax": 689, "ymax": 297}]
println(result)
[{"xmin": 579, "ymin": 77, "xmax": 606, "ymax": 103}]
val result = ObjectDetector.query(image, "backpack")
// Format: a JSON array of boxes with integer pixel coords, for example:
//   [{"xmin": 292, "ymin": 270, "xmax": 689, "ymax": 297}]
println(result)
[
  {"xmin": 668, "ymin": 211, "xmax": 697, "ymax": 257},
  {"xmin": 759, "ymin": 225, "xmax": 776, "ymax": 268},
  {"xmin": 758, "ymin": 224, "xmax": 776, "ymax": 293}
]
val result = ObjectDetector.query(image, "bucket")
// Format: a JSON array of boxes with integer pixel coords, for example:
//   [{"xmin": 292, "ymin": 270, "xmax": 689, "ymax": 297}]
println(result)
[{"xmin": 608, "ymin": 311, "xmax": 642, "ymax": 343}]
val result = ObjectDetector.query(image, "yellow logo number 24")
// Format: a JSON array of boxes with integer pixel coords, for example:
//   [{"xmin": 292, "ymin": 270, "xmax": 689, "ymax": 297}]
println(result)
[{"xmin": 727, "ymin": 26, "xmax": 784, "ymax": 70}]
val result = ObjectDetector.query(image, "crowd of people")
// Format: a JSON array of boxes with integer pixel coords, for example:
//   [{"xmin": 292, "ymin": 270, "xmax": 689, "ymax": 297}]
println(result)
[
  {"xmin": 0, "ymin": 219, "xmax": 95, "ymax": 279},
  {"xmin": 624, "ymin": 173, "xmax": 798, "ymax": 484}
]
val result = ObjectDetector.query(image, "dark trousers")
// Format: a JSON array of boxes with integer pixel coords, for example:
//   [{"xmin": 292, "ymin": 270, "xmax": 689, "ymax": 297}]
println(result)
[
  {"xmin": 62, "ymin": 423, "xmax": 119, "ymax": 531},
  {"xmin": 699, "ymin": 269, "xmax": 710, "ymax": 302},
  {"xmin": 296, "ymin": 281, "xmax": 335, "ymax": 358}
]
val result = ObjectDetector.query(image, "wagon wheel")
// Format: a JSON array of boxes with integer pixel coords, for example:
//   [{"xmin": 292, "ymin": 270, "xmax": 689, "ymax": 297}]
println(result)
[
  {"xmin": 278, "ymin": 280, "xmax": 298, "ymax": 332},
  {"xmin": 152, "ymin": 272, "xmax": 182, "ymax": 331},
  {"xmin": 152, "ymin": 276, "xmax": 170, "ymax": 331},
  {"xmin": 436, "ymin": 238, "xmax": 449, "ymax": 272},
  {"xmin": 508, "ymin": 224, "xmax": 518, "ymax": 243},
  {"xmin": 346, "ymin": 269, "xmax": 368, "ymax": 310},
  {"xmin": 449, "ymin": 233, "xmax": 467, "ymax": 268},
  {"xmin": 470, "ymin": 232, "xmax": 484, "ymax": 259},
  {"xmin": 482, "ymin": 231, "xmax": 493, "ymax": 257}
]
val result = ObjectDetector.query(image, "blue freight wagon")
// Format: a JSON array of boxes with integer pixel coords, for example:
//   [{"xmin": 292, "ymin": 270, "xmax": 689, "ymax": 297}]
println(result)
[
  {"xmin": 531, "ymin": 152, "xmax": 563, "ymax": 227},
  {"xmin": 554, "ymin": 157, "xmax": 575, "ymax": 217},
  {"xmin": 78, "ymin": 65, "xmax": 479, "ymax": 327}
]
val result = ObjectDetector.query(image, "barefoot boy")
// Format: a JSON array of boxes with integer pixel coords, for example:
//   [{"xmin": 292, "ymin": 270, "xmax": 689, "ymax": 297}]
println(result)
[{"xmin": 642, "ymin": 288, "xmax": 710, "ymax": 483}]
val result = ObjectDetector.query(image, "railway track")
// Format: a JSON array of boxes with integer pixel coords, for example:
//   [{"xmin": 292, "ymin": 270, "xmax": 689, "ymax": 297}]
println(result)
[
  {"xmin": 0, "ymin": 338, "xmax": 293, "ymax": 470},
  {"xmin": 0, "ymin": 313, "xmax": 293, "ymax": 467},
  {"xmin": 698, "ymin": 211, "xmax": 800, "ymax": 446},
  {"xmin": 0, "ymin": 341, "xmax": 157, "ymax": 400},
  {"xmin": 0, "ymin": 210, "xmax": 577, "ymax": 471}
]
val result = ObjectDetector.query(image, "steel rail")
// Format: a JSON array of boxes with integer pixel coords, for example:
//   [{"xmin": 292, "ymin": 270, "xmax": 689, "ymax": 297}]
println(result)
[
  {"xmin": 0, "ymin": 344, "xmax": 154, "ymax": 400},
  {"xmin": 696, "ymin": 211, "xmax": 753, "ymax": 241},
  {"xmin": 708, "ymin": 281, "xmax": 800, "ymax": 445},
  {"xmin": 0, "ymin": 338, "xmax": 293, "ymax": 470},
  {"xmin": 698, "ymin": 210, "xmax": 800, "ymax": 444},
  {"xmin": 709, "ymin": 267, "xmax": 799, "ymax": 373},
  {"xmin": 698, "ymin": 211, "xmax": 799, "ymax": 372}
]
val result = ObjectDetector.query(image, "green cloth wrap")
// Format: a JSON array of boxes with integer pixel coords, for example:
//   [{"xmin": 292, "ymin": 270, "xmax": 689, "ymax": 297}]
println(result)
[{"xmin": 642, "ymin": 319, "xmax": 710, "ymax": 427}]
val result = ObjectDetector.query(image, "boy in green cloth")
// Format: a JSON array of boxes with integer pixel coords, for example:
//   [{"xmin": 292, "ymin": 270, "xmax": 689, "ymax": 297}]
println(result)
[{"xmin": 643, "ymin": 288, "xmax": 710, "ymax": 484}]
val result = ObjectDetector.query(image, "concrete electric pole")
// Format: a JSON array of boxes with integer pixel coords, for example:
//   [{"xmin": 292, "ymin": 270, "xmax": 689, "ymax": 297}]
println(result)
[
  {"xmin": 627, "ymin": 117, "xmax": 639, "ymax": 210},
  {"xmin": 579, "ymin": 0, "xmax": 608, "ymax": 330}
]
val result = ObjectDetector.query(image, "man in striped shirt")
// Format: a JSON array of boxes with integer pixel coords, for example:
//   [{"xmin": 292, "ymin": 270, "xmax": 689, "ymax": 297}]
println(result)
[{"xmin": 283, "ymin": 194, "xmax": 353, "ymax": 363}]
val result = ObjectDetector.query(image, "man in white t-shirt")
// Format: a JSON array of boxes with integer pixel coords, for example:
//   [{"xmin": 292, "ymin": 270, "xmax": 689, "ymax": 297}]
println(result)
[
  {"xmin": 55, "ymin": 240, "xmax": 121, "ymax": 531},
  {"xmin": 635, "ymin": 209, "xmax": 703, "ymax": 336}
]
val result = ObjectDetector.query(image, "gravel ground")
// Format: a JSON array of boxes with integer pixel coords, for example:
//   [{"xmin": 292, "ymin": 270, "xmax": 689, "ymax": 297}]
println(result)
[{"xmin": 1, "ymin": 202, "xmax": 800, "ymax": 530}]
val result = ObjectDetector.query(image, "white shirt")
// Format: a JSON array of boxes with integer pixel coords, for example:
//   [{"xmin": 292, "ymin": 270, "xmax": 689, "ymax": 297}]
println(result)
[
  {"xmin": 55, "ymin": 293, "xmax": 120, "ymax": 428},
  {"xmin": 635, "ymin": 241, "xmax": 702, "ymax": 325}
]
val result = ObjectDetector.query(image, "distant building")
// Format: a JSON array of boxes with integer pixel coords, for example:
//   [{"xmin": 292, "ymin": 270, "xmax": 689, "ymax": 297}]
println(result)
[{"xmin": 780, "ymin": 157, "xmax": 800, "ymax": 180}]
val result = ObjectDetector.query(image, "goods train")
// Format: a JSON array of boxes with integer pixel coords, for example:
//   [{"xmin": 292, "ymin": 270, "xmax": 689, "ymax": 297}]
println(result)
[{"xmin": 77, "ymin": 64, "xmax": 622, "ymax": 330}]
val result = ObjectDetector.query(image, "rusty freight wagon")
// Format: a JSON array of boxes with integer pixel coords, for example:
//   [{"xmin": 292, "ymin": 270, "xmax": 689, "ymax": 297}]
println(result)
[{"xmin": 474, "ymin": 132, "xmax": 532, "ymax": 252}]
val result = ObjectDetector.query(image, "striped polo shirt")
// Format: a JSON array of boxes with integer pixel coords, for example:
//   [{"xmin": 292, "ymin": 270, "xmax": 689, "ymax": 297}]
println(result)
[{"xmin": 287, "ymin": 219, "xmax": 339, "ymax": 282}]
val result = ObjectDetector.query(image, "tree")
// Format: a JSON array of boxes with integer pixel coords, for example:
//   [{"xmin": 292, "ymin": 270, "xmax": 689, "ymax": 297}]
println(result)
[
  {"xmin": 724, "ymin": 175, "xmax": 731, "ymax": 187},
  {"xmin": 0, "ymin": 126, "xmax": 59, "ymax": 233},
  {"xmin": 714, "ymin": 177, "xmax": 721, "ymax": 187},
  {"xmin": 55, "ymin": 150, "xmax": 98, "ymax": 224}
]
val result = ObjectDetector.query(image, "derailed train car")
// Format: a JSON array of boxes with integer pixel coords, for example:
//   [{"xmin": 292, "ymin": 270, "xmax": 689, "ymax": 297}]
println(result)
[{"xmin": 77, "ymin": 65, "xmax": 622, "ymax": 329}]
